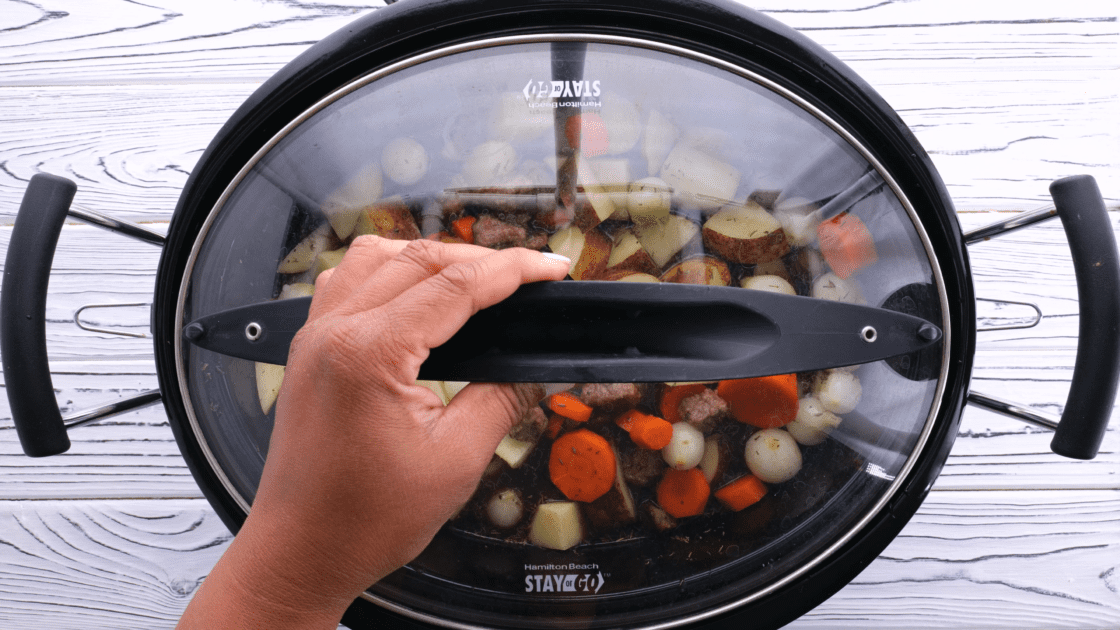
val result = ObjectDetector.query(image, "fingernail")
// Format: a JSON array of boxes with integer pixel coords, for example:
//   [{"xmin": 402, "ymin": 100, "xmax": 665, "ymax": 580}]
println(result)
[{"xmin": 542, "ymin": 252, "xmax": 572, "ymax": 264}]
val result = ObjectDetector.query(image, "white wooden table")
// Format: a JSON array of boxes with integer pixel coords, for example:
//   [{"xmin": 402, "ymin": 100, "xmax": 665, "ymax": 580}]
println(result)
[{"xmin": 1, "ymin": 1, "xmax": 1117, "ymax": 628}]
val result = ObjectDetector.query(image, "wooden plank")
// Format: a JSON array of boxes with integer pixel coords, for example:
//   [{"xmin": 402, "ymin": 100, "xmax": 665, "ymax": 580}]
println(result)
[
  {"xmin": 0, "ymin": 3, "xmax": 1115, "ymax": 217},
  {"xmin": 0, "ymin": 86, "xmax": 249, "ymax": 222},
  {"xmin": 793, "ymin": 489, "xmax": 1120, "ymax": 629},
  {"xmin": 0, "ymin": 491, "xmax": 1114, "ymax": 629},
  {"xmin": 0, "ymin": 212, "xmax": 1116, "ymax": 499},
  {"xmin": 0, "ymin": 499, "xmax": 231, "ymax": 629},
  {"xmin": 0, "ymin": 0, "xmax": 386, "ymax": 86}
]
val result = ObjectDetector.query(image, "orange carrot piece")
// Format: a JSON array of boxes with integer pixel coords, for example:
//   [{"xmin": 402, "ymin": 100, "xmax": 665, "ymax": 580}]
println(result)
[
  {"xmin": 615, "ymin": 408, "xmax": 645, "ymax": 432},
  {"xmin": 656, "ymin": 468, "xmax": 710, "ymax": 518},
  {"xmin": 716, "ymin": 374, "xmax": 799, "ymax": 429},
  {"xmin": 549, "ymin": 429, "xmax": 616, "ymax": 502},
  {"xmin": 565, "ymin": 112, "xmax": 610, "ymax": 157},
  {"xmin": 451, "ymin": 215, "xmax": 477, "ymax": 244},
  {"xmin": 549, "ymin": 392, "xmax": 593, "ymax": 423},
  {"xmin": 817, "ymin": 212, "xmax": 877, "ymax": 279},
  {"xmin": 714, "ymin": 475, "xmax": 768, "ymax": 512},
  {"xmin": 660, "ymin": 384, "xmax": 708, "ymax": 424},
  {"xmin": 427, "ymin": 230, "xmax": 467, "ymax": 244},
  {"xmin": 544, "ymin": 413, "xmax": 564, "ymax": 440},
  {"xmin": 629, "ymin": 414, "xmax": 673, "ymax": 450}
]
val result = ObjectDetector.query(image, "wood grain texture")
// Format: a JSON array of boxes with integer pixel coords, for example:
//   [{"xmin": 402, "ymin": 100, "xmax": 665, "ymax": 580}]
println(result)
[
  {"xmin": 0, "ymin": 0, "xmax": 1115, "ymax": 219},
  {"xmin": 0, "ymin": 0, "xmax": 1117, "ymax": 628},
  {"xmin": 0, "ymin": 492, "xmax": 1115, "ymax": 629}
]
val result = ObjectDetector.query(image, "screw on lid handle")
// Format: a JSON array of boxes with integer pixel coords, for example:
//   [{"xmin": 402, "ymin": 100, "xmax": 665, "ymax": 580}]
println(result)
[
  {"xmin": 1048, "ymin": 175, "xmax": 1120, "ymax": 460},
  {"xmin": 1, "ymin": 174, "xmax": 76, "ymax": 457},
  {"xmin": 183, "ymin": 282, "xmax": 942, "ymax": 383}
]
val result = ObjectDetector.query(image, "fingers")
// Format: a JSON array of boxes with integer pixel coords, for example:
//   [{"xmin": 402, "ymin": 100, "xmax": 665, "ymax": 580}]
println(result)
[
  {"xmin": 329, "ymin": 238, "xmax": 512, "ymax": 319},
  {"xmin": 439, "ymin": 382, "xmax": 547, "ymax": 455},
  {"xmin": 364, "ymin": 246, "xmax": 569, "ymax": 358},
  {"xmin": 307, "ymin": 236, "xmax": 411, "ymax": 321}
]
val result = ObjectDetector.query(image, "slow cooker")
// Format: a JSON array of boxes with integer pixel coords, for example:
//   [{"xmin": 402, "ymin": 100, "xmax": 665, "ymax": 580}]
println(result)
[{"xmin": 3, "ymin": 1, "xmax": 1117, "ymax": 628}]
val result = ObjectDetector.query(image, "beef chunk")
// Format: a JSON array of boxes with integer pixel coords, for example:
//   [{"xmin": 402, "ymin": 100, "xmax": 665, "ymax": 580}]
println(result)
[
  {"xmin": 679, "ymin": 388, "xmax": 729, "ymax": 433},
  {"xmin": 622, "ymin": 447, "xmax": 666, "ymax": 487},
  {"xmin": 580, "ymin": 383, "xmax": 642, "ymax": 413},
  {"xmin": 473, "ymin": 214, "xmax": 527, "ymax": 249},
  {"xmin": 508, "ymin": 406, "xmax": 548, "ymax": 443}
]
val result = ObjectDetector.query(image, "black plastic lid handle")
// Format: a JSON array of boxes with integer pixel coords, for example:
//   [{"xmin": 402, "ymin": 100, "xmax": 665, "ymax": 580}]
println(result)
[
  {"xmin": 1, "ymin": 173, "xmax": 76, "ymax": 457},
  {"xmin": 1049, "ymin": 175, "xmax": 1120, "ymax": 459}
]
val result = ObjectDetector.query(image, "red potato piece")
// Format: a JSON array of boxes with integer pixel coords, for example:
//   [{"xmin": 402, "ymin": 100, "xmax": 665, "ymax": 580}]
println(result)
[
  {"xmin": 547, "ymin": 225, "xmax": 611, "ymax": 280},
  {"xmin": 353, "ymin": 196, "xmax": 421, "ymax": 240},
  {"xmin": 599, "ymin": 269, "xmax": 660, "ymax": 283},
  {"xmin": 702, "ymin": 203, "xmax": 790, "ymax": 264},
  {"xmin": 634, "ymin": 213, "xmax": 701, "ymax": 269},
  {"xmin": 321, "ymin": 162, "xmax": 383, "ymax": 240},
  {"xmin": 573, "ymin": 159, "xmax": 631, "ymax": 231},
  {"xmin": 659, "ymin": 144, "xmax": 740, "ymax": 203},
  {"xmin": 660, "ymin": 255, "xmax": 732, "ymax": 286},
  {"xmin": 605, "ymin": 230, "xmax": 658, "ymax": 276}
]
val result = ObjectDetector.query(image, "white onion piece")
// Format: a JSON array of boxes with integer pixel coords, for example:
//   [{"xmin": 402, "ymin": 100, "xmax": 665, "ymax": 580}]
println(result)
[
  {"xmin": 773, "ymin": 197, "xmax": 819, "ymax": 248},
  {"xmin": 786, "ymin": 396, "xmax": 842, "ymax": 446},
  {"xmin": 741, "ymin": 274, "xmax": 795, "ymax": 295},
  {"xmin": 542, "ymin": 381, "xmax": 577, "ymax": 394},
  {"xmin": 662, "ymin": 422, "xmax": 705, "ymax": 470},
  {"xmin": 811, "ymin": 272, "xmax": 864, "ymax": 304},
  {"xmin": 744, "ymin": 429, "xmax": 802, "ymax": 483},
  {"xmin": 486, "ymin": 489, "xmax": 525, "ymax": 529},
  {"xmin": 461, "ymin": 141, "xmax": 518, "ymax": 186},
  {"xmin": 814, "ymin": 370, "xmax": 862, "ymax": 414},
  {"xmin": 381, "ymin": 137, "xmax": 429, "ymax": 186}
]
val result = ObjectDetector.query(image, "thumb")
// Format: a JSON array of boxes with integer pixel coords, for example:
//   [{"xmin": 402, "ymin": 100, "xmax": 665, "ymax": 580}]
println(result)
[{"xmin": 439, "ymin": 382, "xmax": 547, "ymax": 458}]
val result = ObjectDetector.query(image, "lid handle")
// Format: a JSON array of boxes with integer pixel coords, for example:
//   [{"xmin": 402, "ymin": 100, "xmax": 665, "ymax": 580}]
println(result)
[
  {"xmin": 2, "ymin": 174, "xmax": 77, "ymax": 457},
  {"xmin": 1049, "ymin": 175, "xmax": 1120, "ymax": 459},
  {"xmin": 184, "ymin": 282, "xmax": 941, "ymax": 383}
]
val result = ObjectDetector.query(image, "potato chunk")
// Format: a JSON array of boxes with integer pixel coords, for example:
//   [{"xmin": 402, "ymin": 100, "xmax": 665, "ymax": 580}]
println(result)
[{"xmin": 529, "ymin": 501, "xmax": 584, "ymax": 551}]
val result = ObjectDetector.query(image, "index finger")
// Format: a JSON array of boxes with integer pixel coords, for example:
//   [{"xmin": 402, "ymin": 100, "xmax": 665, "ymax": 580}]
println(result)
[{"xmin": 355, "ymin": 247, "xmax": 570, "ymax": 370}]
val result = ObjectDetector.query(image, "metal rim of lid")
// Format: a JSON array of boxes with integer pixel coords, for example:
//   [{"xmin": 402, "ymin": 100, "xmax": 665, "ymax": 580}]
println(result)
[{"xmin": 171, "ymin": 33, "xmax": 952, "ymax": 630}]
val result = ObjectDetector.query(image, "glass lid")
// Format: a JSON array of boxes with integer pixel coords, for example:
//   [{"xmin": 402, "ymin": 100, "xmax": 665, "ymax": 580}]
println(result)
[{"xmin": 176, "ymin": 36, "xmax": 948, "ymax": 628}]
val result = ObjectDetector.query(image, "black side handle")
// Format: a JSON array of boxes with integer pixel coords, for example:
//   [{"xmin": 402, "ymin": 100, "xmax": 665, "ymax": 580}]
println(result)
[
  {"xmin": 1, "ymin": 173, "xmax": 76, "ymax": 457},
  {"xmin": 1050, "ymin": 175, "xmax": 1120, "ymax": 459}
]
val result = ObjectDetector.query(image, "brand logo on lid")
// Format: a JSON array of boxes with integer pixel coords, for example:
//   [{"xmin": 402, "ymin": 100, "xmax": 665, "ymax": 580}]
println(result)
[
  {"xmin": 522, "ymin": 79, "xmax": 602, "ymax": 109},
  {"xmin": 523, "ymin": 563, "xmax": 607, "ymax": 593}
]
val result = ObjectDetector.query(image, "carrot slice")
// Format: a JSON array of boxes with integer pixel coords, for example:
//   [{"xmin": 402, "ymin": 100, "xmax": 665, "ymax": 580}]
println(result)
[
  {"xmin": 717, "ymin": 374, "xmax": 799, "ymax": 429},
  {"xmin": 549, "ymin": 392, "xmax": 593, "ymax": 423},
  {"xmin": 426, "ymin": 230, "xmax": 467, "ymax": 244},
  {"xmin": 817, "ymin": 212, "xmax": 877, "ymax": 279},
  {"xmin": 656, "ymin": 468, "xmax": 710, "ymax": 518},
  {"xmin": 659, "ymin": 383, "xmax": 708, "ymax": 424},
  {"xmin": 615, "ymin": 408, "xmax": 645, "ymax": 432},
  {"xmin": 451, "ymin": 215, "xmax": 477, "ymax": 244},
  {"xmin": 714, "ymin": 475, "xmax": 768, "ymax": 512},
  {"xmin": 549, "ymin": 429, "xmax": 616, "ymax": 502},
  {"xmin": 544, "ymin": 413, "xmax": 564, "ymax": 440},
  {"xmin": 629, "ymin": 414, "xmax": 673, "ymax": 450},
  {"xmin": 565, "ymin": 112, "xmax": 610, "ymax": 157}
]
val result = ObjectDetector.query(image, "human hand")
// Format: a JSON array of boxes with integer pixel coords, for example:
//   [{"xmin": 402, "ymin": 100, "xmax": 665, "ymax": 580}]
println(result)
[{"xmin": 177, "ymin": 236, "xmax": 570, "ymax": 629}]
